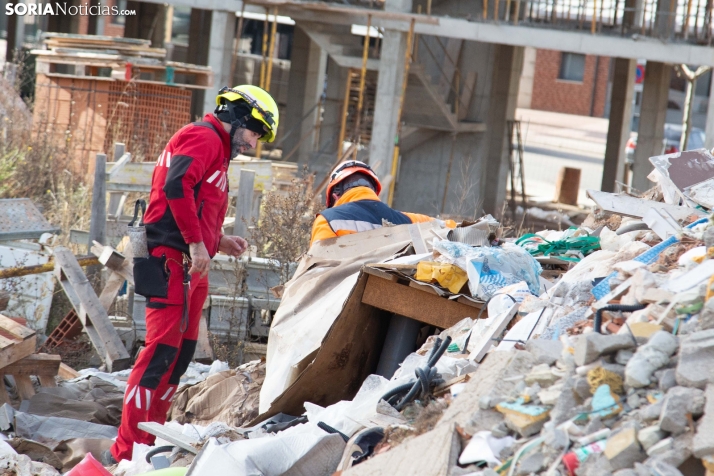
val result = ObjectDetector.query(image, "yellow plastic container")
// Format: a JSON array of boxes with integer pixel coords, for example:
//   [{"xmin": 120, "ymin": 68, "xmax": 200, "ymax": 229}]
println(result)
[{"xmin": 415, "ymin": 261, "xmax": 468, "ymax": 294}]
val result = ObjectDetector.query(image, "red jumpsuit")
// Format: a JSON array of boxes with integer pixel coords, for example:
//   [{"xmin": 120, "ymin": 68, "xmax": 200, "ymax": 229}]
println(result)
[{"xmin": 111, "ymin": 114, "xmax": 232, "ymax": 462}]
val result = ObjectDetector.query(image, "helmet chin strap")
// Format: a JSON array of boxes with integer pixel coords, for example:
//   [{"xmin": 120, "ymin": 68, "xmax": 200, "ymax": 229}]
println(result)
[{"xmin": 218, "ymin": 100, "xmax": 251, "ymax": 140}]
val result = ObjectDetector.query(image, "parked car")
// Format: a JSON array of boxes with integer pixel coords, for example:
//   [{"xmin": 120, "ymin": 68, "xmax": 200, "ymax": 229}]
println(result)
[{"xmin": 625, "ymin": 124, "xmax": 706, "ymax": 164}]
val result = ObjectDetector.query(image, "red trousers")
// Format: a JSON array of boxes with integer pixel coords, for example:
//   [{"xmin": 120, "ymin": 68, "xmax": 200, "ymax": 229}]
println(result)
[{"xmin": 111, "ymin": 246, "xmax": 208, "ymax": 462}]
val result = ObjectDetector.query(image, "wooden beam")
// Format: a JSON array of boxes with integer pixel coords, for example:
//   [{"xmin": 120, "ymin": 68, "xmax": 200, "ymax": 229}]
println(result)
[
  {"xmin": 0, "ymin": 354, "xmax": 61, "ymax": 376},
  {"xmin": 361, "ymin": 273, "xmax": 485, "ymax": 328},
  {"xmin": 0, "ymin": 316, "xmax": 36, "ymax": 370},
  {"xmin": 53, "ymin": 247, "xmax": 131, "ymax": 371},
  {"xmin": 234, "ymin": 170, "xmax": 256, "ymax": 238},
  {"xmin": 58, "ymin": 363, "xmax": 80, "ymax": 380}
]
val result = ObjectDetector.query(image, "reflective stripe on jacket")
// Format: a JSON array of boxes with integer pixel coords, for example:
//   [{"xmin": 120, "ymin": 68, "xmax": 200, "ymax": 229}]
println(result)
[{"xmin": 310, "ymin": 187, "xmax": 435, "ymax": 245}]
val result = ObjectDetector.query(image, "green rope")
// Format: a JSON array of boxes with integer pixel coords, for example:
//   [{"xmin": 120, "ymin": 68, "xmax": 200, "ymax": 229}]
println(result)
[{"xmin": 516, "ymin": 228, "xmax": 600, "ymax": 262}]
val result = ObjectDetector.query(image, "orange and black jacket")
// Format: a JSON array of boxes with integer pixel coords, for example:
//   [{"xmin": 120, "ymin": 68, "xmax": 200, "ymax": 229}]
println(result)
[{"xmin": 310, "ymin": 186, "xmax": 453, "ymax": 245}]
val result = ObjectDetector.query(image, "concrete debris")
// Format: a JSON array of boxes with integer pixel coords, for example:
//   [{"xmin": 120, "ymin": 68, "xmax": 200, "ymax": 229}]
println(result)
[
  {"xmin": 637, "ymin": 425, "xmax": 667, "ymax": 451},
  {"xmin": 9, "ymin": 176, "xmax": 714, "ymax": 476},
  {"xmin": 604, "ymin": 428, "xmax": 646, "ymax": 471},
  {"xmin": 625, "ymin": 331, "xmax": 678, "ymax": 388},
  {"xmin": 676, "ymin": 329, "xmax": 714, "ymax": 389},
  {"xmin": 574, "ymin": 333, "xmax": 636, "ymax": 367},
  {"xmin": 659, "ymin": 386, "xmax": 704, "ymax": 435}
]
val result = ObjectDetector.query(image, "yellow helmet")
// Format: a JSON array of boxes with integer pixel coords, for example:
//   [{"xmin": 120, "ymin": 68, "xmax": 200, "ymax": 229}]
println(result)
[{"xmin": 215, "ymin": 85, "xmax": 279, "ymax": 143}]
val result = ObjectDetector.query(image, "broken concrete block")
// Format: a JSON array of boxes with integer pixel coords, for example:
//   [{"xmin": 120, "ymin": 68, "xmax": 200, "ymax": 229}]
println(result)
[
  {"xmin": 650, "ymin": 432, "xmax": 693, "ymax": 468},
  {"xmin": 616, "ymin": 349, "xmax": 635, "ymax": 365},
  {"xmin": 646, "ymin": 461, "xmax": 684, "ymax": 476},
  {"xmin": 516, "ymin": 452, "xmax": 545, "ymax": 475},
  {"xmin": 646, "ymin": 437, "xmax": 673, "ymax": 457},
  {"xmin": 543, "ymin": 426, "xmax": 569, "ymax": 451},
  {"xmin": 637, "ymin": 425, "xmax": 666, "ymax": 451},
  {"xmin": 625, "ymin": 331, "xmax": 678, "ymax": 388},
  {"xmin": 495, "ymin": 398, "xmax": 550, "ymax": 437},
  {"xmin": 550, "ymin": 377, "xmax": 580, "ymax": 425},
  {"xmin": 613, "ymin": 470, "xmax": 639, "ymax": 476},
  {"xmin": 693, "ymin": 384, "xmax": 714, "ymax": 458},
  {"xmin": 658, "ymin": 369, "xmax": 677, "ymax": 392},
  {"xmin": 659, "ymin": 386, "xmax": 705, "ymax": 435},
  {"xmin": 574, "ymin": 377, "xmax": 592, "ymax": 400},
  {"xmin": 604, "ymin": 427, "xmax": 646, "ymax": 471},
  {"xmin": 637, "ymin": 400, "xmax": 664, "ymax": 422},
  {"xmin": 538, "ymin": 383, "xmax": 563, "ymax": 406},
  {"xmin": 676, "ymin": 328, "xmax": 714, "ymax": 389},
  {"xmin": 575, "ymin": 333, "xmax": 636, "ymax": 367},
  {"xmin": 525, "ymin": 339, "xmax": 563, "ymax": 365},
  {"xmin": 525, "ymin": 364, "xmax": 559, "ymax": 388},
  {"xmin": 627, "ymin": 393, "xmax": 642, "ymax": 409},
  {"xmin": 697, "ymin": 299, "xmax": 714, "ymax": 331}
]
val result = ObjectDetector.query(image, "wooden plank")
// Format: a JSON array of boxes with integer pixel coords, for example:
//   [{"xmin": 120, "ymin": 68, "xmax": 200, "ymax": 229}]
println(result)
[
  {"xmin": 53, "ymin": 247, "xmax": 130, "ymax": 371},
  {"xmin": 586, "ymin": 189, "xmax": 705, "ymax": 221},
  {"xmin": 37, "ymin": 376, "xmax": 57, "ymax": 388},
  {"xmin": 0, "ymin": 315, "xmax": 35, "ymax": 340},
  {"xmin": 0, "ymin": 337, "xmax": 36, "ymax": 372},
  {"xmin": 97, "ymin": 271, "xmax": 127, "ymax": 311},
  {"xmin": 106, "ymin": 152, "xmax": 131, "ymax": 181},
  {"xmin": 138, "ymin": 422, "xmax": 198, "ymax": 454},
  {"xmin": 88, "ymin": 153, "xmax": 107, "ymax": 248},
  {"xmin": 58, "ymin": 363, "xmax": 80, "ymax": 380},
  {"xmin": 0, "ymin": 379, "xmax": 9, "ymax": 405},
  {"xmin": 0, "ymin": 354, "xmax": 61, "ymax": 376},
  {"xmin": 361, "ymin": 274, "xmax": 485, "ymax": 328},
  {"xmin": 13, "ymin": 375, "xmax": 35, "ymax": 401},
  {"xmin": 234, "ymin": 169, "xmax": 255, "ymax": 237},
  {"xmin": 409, "ymin": 280, "xmax": 440, "ymax": 295}
]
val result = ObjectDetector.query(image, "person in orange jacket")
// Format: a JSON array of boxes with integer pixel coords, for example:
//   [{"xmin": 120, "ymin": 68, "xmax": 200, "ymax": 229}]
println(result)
[{"xmin": 311, "ymin": 160, "xmax": 454, "ymax": 245}]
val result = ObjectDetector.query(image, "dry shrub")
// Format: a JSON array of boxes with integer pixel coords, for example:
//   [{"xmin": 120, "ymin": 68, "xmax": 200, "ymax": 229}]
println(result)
[
  {"xmin": 249, "ymin": 172, "xmax": 319, "ymax": 284},
  {"xmin": 0, "ymin": 52, "xmax": 91, "ymax": 249}
]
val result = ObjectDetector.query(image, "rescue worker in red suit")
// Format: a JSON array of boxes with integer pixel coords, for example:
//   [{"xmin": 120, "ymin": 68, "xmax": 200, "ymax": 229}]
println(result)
[{"xmin": 106, "ymin": 85, "xmax": 280, "ymax": 464}]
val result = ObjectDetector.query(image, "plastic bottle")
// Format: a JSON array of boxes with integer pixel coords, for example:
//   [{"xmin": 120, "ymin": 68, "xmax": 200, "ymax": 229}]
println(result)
[{"xmin": 562, "ymin": 439, "xmax": 607, "ymax": 476}]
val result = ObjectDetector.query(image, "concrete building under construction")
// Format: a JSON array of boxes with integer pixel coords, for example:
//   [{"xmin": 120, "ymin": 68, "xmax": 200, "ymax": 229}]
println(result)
[{"xmin": 5, "ymin": 0, "xmax": 714, "ymax": 215}]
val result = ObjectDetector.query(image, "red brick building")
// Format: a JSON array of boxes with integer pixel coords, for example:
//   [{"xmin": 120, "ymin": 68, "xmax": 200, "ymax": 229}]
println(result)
[{"xmin": 525, "ymin": 48, "xmax": 611, "ymax": 118}]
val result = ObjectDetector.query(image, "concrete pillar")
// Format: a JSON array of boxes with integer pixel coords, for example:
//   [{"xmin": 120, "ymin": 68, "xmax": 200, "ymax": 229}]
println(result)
[
  {"xmin": 518, "ymin": 47, "xmax": 536, "ymax": 109},
  {"xmin": 601, "ymin": 58, "xmax": 636, "ymax": 192},
  {"xmin": 47, "ymin": 0, "xmax": 80, "ymax": 34},
  {"xmin": 186, "ymin": 9, "xmax": 212, "ymax": 120},
  {"xmin": 202, "ymin": 11, "xmax": 238, "ymax": 117},
  {"xmin": 369, "ymin": 29, "xmax": 408, "ymax": 184},
  {"xmin": 705, "ymin": 75, "xmax": 714, "ymax": 150},
  {"xmin": 5, "ymin": 9, "xmax": 24, "ymax": 62},
  {"xmin": 124, "ymin": 2, "xmax": 167, "ymax": 47},
  {"xmin": 481, "ymin": 44, "xmax": 524, "ymax": 216},
  {"xmin": 283, "ymin": 24, "xmax": 327, "ymax": 164},
  {"xmin": 632, "ymin": 61, "xmax": 670, "ymax": 192},
  {"xmin": 368, "ymin": 0, "xmax": 412, "ymax": 186}
]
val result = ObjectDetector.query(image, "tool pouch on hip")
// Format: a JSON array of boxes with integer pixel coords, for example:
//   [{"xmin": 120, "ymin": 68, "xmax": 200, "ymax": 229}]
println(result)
[{"xmin": 133, "ymin": 253, "xmax": 169, "ymax": 299}]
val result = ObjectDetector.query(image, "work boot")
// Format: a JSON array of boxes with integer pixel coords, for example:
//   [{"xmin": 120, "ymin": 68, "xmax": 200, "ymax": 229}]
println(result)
[{"xmin": 101, "ymin": 449, "xmax": 118, "ymax": 466}]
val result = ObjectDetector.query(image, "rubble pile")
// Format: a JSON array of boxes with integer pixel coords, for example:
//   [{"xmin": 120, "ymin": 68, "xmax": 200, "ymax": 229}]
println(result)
[{"xmin": 7, "ymin": 151, "xmax": 714, "ymax": 476}]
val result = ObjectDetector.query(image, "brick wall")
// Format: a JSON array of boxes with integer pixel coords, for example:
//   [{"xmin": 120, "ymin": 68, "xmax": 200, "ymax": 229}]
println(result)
[{"xmin": 530, "ymin": 49, "xmax": 610, "ymax": 117}]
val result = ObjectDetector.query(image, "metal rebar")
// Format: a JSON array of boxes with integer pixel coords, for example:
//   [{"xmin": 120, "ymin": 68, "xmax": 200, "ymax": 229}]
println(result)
[{"xmin": 352, "ymin": 14, "xmax": 372, "ymax": 160}]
